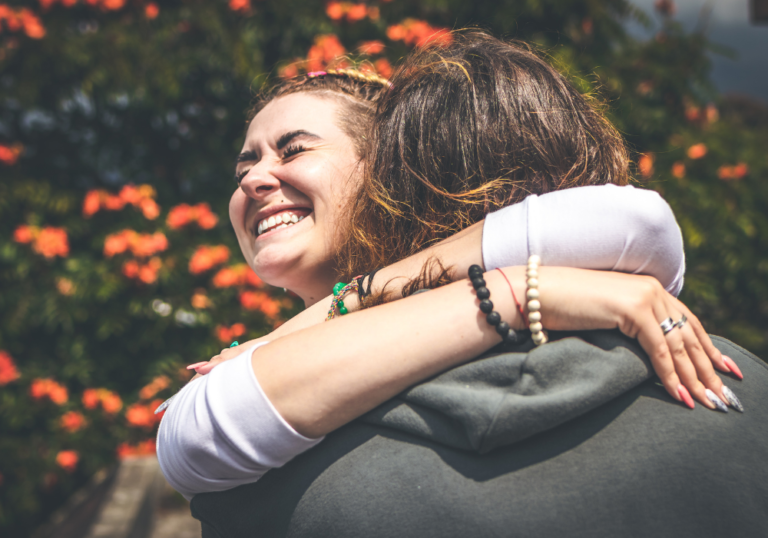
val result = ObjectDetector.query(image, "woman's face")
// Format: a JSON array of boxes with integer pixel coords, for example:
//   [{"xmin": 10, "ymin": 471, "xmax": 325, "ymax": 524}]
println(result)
[{"xmin": 230, "ymin": 93, "xmax": 362, "ymax": 306}]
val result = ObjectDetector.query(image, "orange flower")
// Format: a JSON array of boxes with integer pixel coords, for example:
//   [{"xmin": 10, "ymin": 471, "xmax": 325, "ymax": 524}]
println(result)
[
  {"xmin": 374, "ymin": 58, "xmax": 393, "ymax": 79},
  {"xmin": 245, "ymin": 268, "xmax": 262, "ymax": 287},
  {"xmin": 137, "ymin": 257, "xmax": 162, "ymax": 284},
  {"xmin": 167, "ymin": 204, "xmax": 194, "ymax": 229},
  {"xmin": 104, "ymin": 195, "xmax": 126, "ymax": 211},
  {"xmin": 122, "ymin": 260, "xmax": 140, "ymax": 278},
  {"xmin": 229, "ymin": 0, "xmax": 250, "ymax": 11},
  {"xmin": 0, "ymin": 143, "xmax": 22, "ymax": 165},
  {"xmin": 101, "ymin": 0, "xmax": 126, "ymax": 10},
  {"xmin": 82, "ymin": 388, "xmax": 100, "ymax": 409},
  {"xmin": 19, "ymin": 9, "xmax": 46, "ymax": 39},
  {"xmin": 346, "ymin": 3, "xmax": 367, "ymax": 21},
  {"xmin": 307, "ymin": 34, "xmax": 346, "ymax": 72},
  {"xmin": 104, "ymin": 230, "xmax": 133, "ymax": 257},
  {"xmin": 367, "ymin": 6, "xmax": 379, "ymax": 20},
  {"xmin": 105, "ymin": 230, "xmax": 168, "ymax": 258},
  {"xmin": 144, "ymin": 2, "xmax": 159, "ymax": 19},
  {"xmin": 687, "ymin": 143, "xmax": 707, "ymax": 160},
  {"xmin": 671, "ymin": 162, "xmax": 685, "ymax": 179},
  {"xmin": 60, "ymin": 411, "xmax": 87, "ymax": 433},
  {"xmin": 140, "ymin": 198, "xmax": 160, "ymax": 220},
  {"xmin": 100, "ymin": 390, "xmax": 123, "ymax": 414},
  {"xmin": 733, "ymin": 163, "xmax": 749, "ymax": 178},
  {"xmin": 126, "ymin": 401, "xmax": 162, "ymax": 428},
  {"xmin": 139, "ymin": 375, "xmax": 170, "ymax": 400},
  {"xmin": 13, "ymin": 224, "xmax": 36, "ymax": 243},
  {"xmin": 212, "ymin": 267, "xmax": 240, "ymax": 287},
  {"xmin": 30, "ymin": 378, "xmax": 68, "ymax": 405},
  {"xmin": 167, "ymin": 203, "xmax": 218, "ymax": 229},
  {"xmin": 133, "ymin": 232, "xmax": 168, "ymax": 257},
  {"xmin": 0, "ymin": 351, "xmax": 20, "ymax": 386},
  {"xmin": 82, "ymin": 190, "xmax": 102, "ymax": 217},
  {"xmin": 216, "ymin": 323, "xmax": 246, "ymax": 343},
  {"xmin": 32, "ymin": 227, "xmax": 69, "ymax": 258},
  {"xmin": 718, "ymin": 165, "xmax": 734, "ymax": 181},
  {"xmin": 638, "ymin": 153, "xmax": 654, "ymax": 179},
  {"xmin": 195, "ymin": 203, "xmax": 218, "ymax": 229},
  {"xmin": 49, "ymin": 384, "xmax": 68, "ymax": 405},
  {"xmin": 326, "ymin": 1, "xmax": 343, "ymax": 20},
  {"xmin": 259, "ymin": 298, "xmax": 281, "ymax": 318},
  {"xmin": 55, "ymin": 450, "xmax": 79, "ymax": 472},
  {"xmin": 359, "ymin": 40, "xmax": 385, "ymax": 55},
  {"xmin": 239, "ymin": 290, "xmax": 267, "ymax": 310},
  {"xmin": 387, "ymin": 19, "xmax": 452, "ymax": 47},
  {"xmin": 189, "ymin": 245, "xmax": 230, "ymax": 274},
  {"xmin": 279, "ymin": 63, "xmax": 300, "ymax": 79},
  {"xmin": 117, "ymin": 438, "xmax": 156, "ymax": 459},
  {"xmin": 684, "ymin": 107, "xmax": 700, "ymax": 122},
  {"xmin": 82, "ymin": 387, "xmax": 122, "ymax": 413},
  {"xmin": 118, "ymin": 184, "xmax": 142, "ymax": 205}
]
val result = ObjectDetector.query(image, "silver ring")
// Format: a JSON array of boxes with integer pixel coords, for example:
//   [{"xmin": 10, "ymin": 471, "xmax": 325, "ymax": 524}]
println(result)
[
  {"xmin": 675, "ymin": 314, "xmax": 688, "ymax": 330},
  {"xmin": 660, "ymin": 317, "xmax": 676, "ymax": 335}
]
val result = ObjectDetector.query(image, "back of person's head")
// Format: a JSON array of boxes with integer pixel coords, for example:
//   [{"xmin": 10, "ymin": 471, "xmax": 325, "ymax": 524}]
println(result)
[{"xmin": 338, "ymin": 30, "xmax": 630, "ymax": 280}]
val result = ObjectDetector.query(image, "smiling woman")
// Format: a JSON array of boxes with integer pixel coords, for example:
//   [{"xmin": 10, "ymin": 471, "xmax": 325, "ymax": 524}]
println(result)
[{"xmin": 231, "ymin": 87, "xmax": 379, "ymax": 305}]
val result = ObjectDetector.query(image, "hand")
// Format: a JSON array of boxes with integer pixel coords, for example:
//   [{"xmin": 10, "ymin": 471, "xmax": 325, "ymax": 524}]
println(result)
[
  {"xmin": 537, "ymin": 268, "xmax": 741, "ymax": 411},
  {"xmin": 188, "ymin": 337, "xmax": 267, "ymax": 377}
]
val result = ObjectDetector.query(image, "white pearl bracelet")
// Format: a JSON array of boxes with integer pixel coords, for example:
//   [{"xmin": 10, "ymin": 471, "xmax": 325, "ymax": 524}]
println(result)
[{"xmin": 527, "ymin": 255, "xmax": 547, "ymax": 346}]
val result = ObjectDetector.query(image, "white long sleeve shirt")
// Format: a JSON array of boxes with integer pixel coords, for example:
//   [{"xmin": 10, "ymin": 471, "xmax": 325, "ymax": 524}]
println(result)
[{"xmin": 158, "ymin": 184, "xmax": 685, "ymax": 498}]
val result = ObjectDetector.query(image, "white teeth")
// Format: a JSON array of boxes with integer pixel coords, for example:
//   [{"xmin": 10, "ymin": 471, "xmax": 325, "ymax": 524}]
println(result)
[{"xmin": 257, "ymin": 211, "xmax": 310, "ymax": 235}]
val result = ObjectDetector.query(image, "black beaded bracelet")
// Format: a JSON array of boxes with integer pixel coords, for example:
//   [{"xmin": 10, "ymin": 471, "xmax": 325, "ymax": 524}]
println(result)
[{"xmin": 469, "ymin": 265, "xmax": 522, "ymax": 345}]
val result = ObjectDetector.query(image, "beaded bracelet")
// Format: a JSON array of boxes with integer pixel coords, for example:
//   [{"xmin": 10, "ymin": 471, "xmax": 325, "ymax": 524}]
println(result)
[
  {"xmin": 526, "ymin": 255, "xmax": 548, "ymax": 346},
  {"xmin": 468, "ymin": 265, "xmax": 522, "ymax": 345},
  {"xmin": 326, "ymin": 276, "xmax": 363, "ymax": 320}
]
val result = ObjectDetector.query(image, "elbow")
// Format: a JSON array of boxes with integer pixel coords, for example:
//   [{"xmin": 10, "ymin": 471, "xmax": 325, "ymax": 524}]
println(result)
[{"xmin": 627, "ymin": 191, "xmax": 685, "ymax": 293}]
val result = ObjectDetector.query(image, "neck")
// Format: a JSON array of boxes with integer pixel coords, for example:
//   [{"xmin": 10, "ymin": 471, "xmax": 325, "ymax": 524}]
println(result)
[{"xmin": 292, "ymin": 272, "xmax": 339, "ymax": 309}]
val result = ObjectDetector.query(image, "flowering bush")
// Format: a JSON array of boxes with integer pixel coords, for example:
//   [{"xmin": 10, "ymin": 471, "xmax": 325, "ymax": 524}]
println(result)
[{"xmin": 0, "ymin": 0, "xmax": 766, "ymax": 536}]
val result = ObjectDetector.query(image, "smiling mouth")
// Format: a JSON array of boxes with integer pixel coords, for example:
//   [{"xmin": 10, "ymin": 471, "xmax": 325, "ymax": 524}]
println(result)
[{"xmin": 256, "ymin": 209, "xmax": 311, "ymax": 236}]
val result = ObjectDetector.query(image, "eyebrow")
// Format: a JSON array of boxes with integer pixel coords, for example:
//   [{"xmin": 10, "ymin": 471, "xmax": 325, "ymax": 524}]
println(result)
[
  {"xmin": 234, "ymin": 130, "xmax": 322, "ymax": 167},
  {"xmin": 276, "ymin": 129, "xmax": 321, "ymax": 150}
]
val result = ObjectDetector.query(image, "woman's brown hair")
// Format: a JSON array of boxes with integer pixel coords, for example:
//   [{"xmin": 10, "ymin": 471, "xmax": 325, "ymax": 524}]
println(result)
[
  {"xmin": 337, "ymin": 31, "xmax": 630, "ymax": 284},
  {"xmin": 247, "ymin": 68, "xmax": 389, "ymax": 157}
]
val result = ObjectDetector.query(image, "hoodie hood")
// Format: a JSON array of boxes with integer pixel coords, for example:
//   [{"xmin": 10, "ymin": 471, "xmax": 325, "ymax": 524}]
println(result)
[{"xmin": 361, "ymin": 330, "xmax": 654, "ymax": 453}]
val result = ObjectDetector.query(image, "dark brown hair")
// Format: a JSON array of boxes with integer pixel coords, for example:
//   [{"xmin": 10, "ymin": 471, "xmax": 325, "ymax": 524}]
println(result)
[{"xmin": 337, "ymin": 31, "xmax": 630, "ymax": 283}]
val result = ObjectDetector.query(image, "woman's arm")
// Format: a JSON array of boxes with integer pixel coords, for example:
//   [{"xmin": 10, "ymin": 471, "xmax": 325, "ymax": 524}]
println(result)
[
  {"xmin": 163, "ymin": 267, "xmax": 734, "ymax": 496},
  {"xmin": 481, "ymin": 184, "xmax": 685, "ymax": 295}
]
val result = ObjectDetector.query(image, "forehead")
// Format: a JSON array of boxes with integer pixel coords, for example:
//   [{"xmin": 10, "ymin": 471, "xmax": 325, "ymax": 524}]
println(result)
[{"xmin": 246, "ymin": 93, "xmax": 345, "ymax": 144}]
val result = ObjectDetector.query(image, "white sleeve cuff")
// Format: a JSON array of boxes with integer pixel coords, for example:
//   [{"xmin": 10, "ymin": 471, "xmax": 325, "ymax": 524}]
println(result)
[{"xmin": 157, "ymin": 342, "xmax": 324, "ymax": 499}]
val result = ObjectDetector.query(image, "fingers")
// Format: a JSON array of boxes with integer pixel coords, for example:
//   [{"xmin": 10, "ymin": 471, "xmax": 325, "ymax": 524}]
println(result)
[
  {"xmin": 634, "ymin": 311, "xmax": 687, "ymax": 406},
  {"xmin": 186, "ymin": 345, "xmax": 247, "ymax": 376},
  {"xmin": 672, "ymin": 300, "xmax": 728, "ymax": 373},
  {"xmin": 662, "ymin": 319, "xmax": 716, "ymax": 410}
]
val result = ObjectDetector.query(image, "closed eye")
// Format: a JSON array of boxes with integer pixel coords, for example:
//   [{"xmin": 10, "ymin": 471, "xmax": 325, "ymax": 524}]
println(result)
[
  {"xmin": 282, "ymin": 144, "xmax": 307, "ymax": 160},
  {"xmin": 235, "ymin": 168, "xmax": 249, "ymax": 185}
]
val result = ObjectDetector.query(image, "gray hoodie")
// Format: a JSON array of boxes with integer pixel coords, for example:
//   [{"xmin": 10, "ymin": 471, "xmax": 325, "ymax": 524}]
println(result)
[{"xmin": 191, "ymin": 332, "xmax": 768, "ymax": 538}]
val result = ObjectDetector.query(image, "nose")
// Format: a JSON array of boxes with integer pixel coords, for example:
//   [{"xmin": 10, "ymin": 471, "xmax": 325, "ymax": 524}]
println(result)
[{"xmin": 239, "ymin": 161, "xmax": 281, "ymax": 201}]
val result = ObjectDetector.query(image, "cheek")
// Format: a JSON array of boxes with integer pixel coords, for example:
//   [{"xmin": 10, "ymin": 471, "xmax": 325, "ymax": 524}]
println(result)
[{"xmin": 229, "ymin": 189, "xmax": 248, "ymax": 233}]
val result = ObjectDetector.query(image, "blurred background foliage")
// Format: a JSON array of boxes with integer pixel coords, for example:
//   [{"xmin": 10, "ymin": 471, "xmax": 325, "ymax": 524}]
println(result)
[{"xmin": 0, "ymin": 0, "xmax": 765, "ymax": 535}]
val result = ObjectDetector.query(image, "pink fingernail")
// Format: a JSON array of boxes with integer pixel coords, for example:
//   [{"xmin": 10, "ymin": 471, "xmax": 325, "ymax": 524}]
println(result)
[
  {"xmin": 722, "ymin": 356, "xmax": 744, "ymax": 380},
  {"xmin": 677, "ymin": 384, "xmax": 695, "ymax": 409},
  {"xmin": 186, "ymin": 362, "xmax": 208, "ymax": 370}
]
